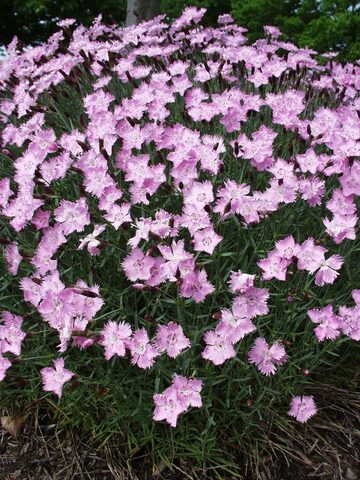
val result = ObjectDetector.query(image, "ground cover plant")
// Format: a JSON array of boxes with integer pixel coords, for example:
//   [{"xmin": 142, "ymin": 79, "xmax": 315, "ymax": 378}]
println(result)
[{"xmin": 0, "ymin": 7, "xmax": 359, "ymax": 477}]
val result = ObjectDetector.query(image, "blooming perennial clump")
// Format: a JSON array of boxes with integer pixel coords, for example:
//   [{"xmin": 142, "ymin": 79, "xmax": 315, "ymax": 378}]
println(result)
[{"xmin": 0, "ymin": 6, "xmax": 360, "ymax": 428}]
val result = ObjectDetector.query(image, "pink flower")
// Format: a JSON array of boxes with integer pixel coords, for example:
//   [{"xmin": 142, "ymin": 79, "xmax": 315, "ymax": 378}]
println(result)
[
  {"xmin": 54, "ymin": 198, "xmax": 90, "ymax": 236},
  {"xmin": 307, "ymin": 305, "xmax": 341, "ymax": 341},
  {"xmin": 0, "ymin": 354, "xmax": 12, "ymax": 381},
  {"xmin": 300, "ymin": 177, "xmax": 325, "ymax": 207},
  {"xmin": 0, "ymin": 311, "xmax": 26, "ymax": 356},
  {"xmin": 180, "ymin": 269, "xmax": 215, "ymax": 303},
  {"xmin": 127, "ymin": 328, "xmax": 160, "ymax": 369},
  {"xmin": 153, "ymin": 374, "xmax": 203, "ymax": 427},
  {"xmin": 78, "ymin": 224, "xmax": 106, "ymax": 255},
  {"xmin": 257, "ymin": 251, "xmax": 290, "ymax": 281},
  {"xmin": 234, "ymin": 287, "xmax": 270, "ymax": 318},
  {"xmin": 31, "ymin": 209, "xmax": 51, "ymax": 230},
  {"xmin": 338, "ymin": 306, "xmax": 360, "ymax": 341},
  {"xmin": 216, "ymin": 306, "xmax": 256, "ymax": 343},
  {"xmin": 314, "ymin": 254, "xmax": 343, "ymax": 286},
  {"xmin": 297, "ymin": 238, "xmax": 326, "ymax": 273},
  {"xmin": 228, "ymin": 270, "xmax": 255, "ymax": 294},
  {"xmin": 100, "ymin": 321, "xmax": 132, "ymax": 360},
  {"xmin": 103, "ymin": 203, "xmax": 131, "ymax": 230},
  {"xmin": 193, "ymin": 227, "xmax": 223, "ymax": 255},
  {"xmin": 154, "ymin": 322, "xmax": 190, "ymax": 358},
  {"xmin": 202, "ymin": 330, "xmax": 236, "ymax": 365},
  {"xmin": 172, "ymin": 374, "xmax": 203, "ymax": 409},
  {"xmin": 122, "ymin": 248, "xmax": 156, "ymax": 282},
  {"xmin": 40, "ymin": 358, "xmax": 75, "ymax": 398},
  {"xmin": 288, "ymin": 396, "xmax": 317, "ymax": 423},
  {"xmin": 248, "ymin": 338, "xmax": 287, "ymax": 376},
  {"xmin": 275, "ymin": 235, "xmax": 300, "ymax": 260},
  {"xmin": 4, "ymin": 242, "xmax": 22, "ymax": 275},
  {"xmin": 153, "ymin": 387, "xmax": 186, "ymax": 427}
]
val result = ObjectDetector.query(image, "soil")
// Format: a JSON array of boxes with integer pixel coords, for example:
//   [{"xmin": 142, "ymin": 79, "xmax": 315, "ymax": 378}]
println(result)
[{"xmin": 1, "ymin": 401, "xmax": 359, "ymax": 480}]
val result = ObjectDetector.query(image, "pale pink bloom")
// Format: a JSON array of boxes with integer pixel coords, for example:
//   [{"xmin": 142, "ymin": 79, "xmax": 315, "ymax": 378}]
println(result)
[
  {"xmin": 193, "ymin": 227, "xmax": 223, "ymax": 255},
  {"xmin": 248, "ymin": 338, "xmax": 287, "ymax": 376},
  {"xmin": 54, "ymin": 198, "xmax": 90, "ymax": 236},
  {"xmin": 0, "ymin": 178, "xmax": 13, "ymax": 207},
  {"xmin": 4, "ymin": 242, "xmax": 22, "ymax": 275},
  {"xmin": 352, "ymin": 290, "xmax": 360, "ymax": 304},
  {"xmin": 154, "ymin": 322, "xmax": 190, "ymax": 358},
  {"xmin": 20, "ymin": 277, "xmax": 43, "ymax": 306},
  {"xmin": 185, "ymin": 181, "xmax": 214, "ymax": 207},
  {"xmin": 234, "ymin": 287, "xmax": 270, "ymax": 318},
  {"xmin": 100, "ymin": 321, "xmax": 132, "ymax": 360},
  {"xmin": 127, "ymin": 328, "xmax": 160, "ymax": 369},
  {"xmin": 228, "ymin": 270, "xmax": 255, "ymax": 294},
  {"xmin": 153, "ymin": 374, "xmax": 203, "ymax": 427},
  {"xmin": 216, "ymin": 306, "xmax": 256, "ymax": 343},
  {"xmin": 300, "ymin": 178, "xmax": 325, "ymax": 206},
  {"xmin": 158, "ymin": 240, "xmax": 193, "ymax": 281},
  {"xmin": 0, "ymin": 311, "xmax": 26, "ymax": 356},
  {"xmin": 171, "ymin": 374, "xmax": 203, "ymax": 409},
  {"xmin": 218, "ymin": 13, "xmax": 233, "ymax": 24},
  {"xmin": 0, "ymin": 354, "xmax": 11, "ymax": 381},
  {"xmin": 275, "ymin": 235, "xmax": 300, "ymax": 260},
  {"xmin": 104, "ymin": 203, "xmax": 132, "ymax": 230},
  {"xmin": 202, "ymin": 330, "xmax": 236, "ymax": 365},
  {"xmin": 339, "ymin": 162, "xmax": 360, "ymax": 196},
  {"xmin": 338, "ymin": 306, "xmax": 360, "ymax": 341},
  {"xmin": 78, "ymin": 224, "xmax": 106, "ymax": 255},
  {"xmin": 326, "ymin": 189, "xmax": 356, "ymax": 216},
  {"xmin": 288, "ymin": 396, "xmax": 317, "ymax": 423},
  {"xmin": 180, "ymin": 269, "xmax": 215, "ymax": 303},
  {"xmin": 308, "ymin": 305, "xmax": 341, "ymax": 341},
  {"xmin": 323, "ymin": 214, "xmax": 357, "ymax": 244},
  {"xmin": 153, "ymin": 387, "xmax": 186, "ymax": 427},
  {"xmin": 145, "ymin": 258, "xmax": 168, "ymax": 287},
  {"xmin": 72, "ymin": 336, "xmax": 95, "ymax": 350},
  {"xmin": 41, "ymin": 358, "xmax": 75, "ymax": 398},
  {"xmin": 180, "ymin": 203, "xmax": 212, "ymax": 234},
  {"xmin": 122, "ymin": 248, "xmax": 156, "ymax": 283},
  {"xmin": 297, "ymin": 238, "xmax": 326, "ymax": 273},
  {"xmin": 314, "ymin": 254, "xmax": 343, "ymax": 286},
  {"xmin": 264, "ymin": 25, "xmax": 281, "ymax": 38},
  {"xmin": 31, "ymin": 209, "xmax": 51, "ymax": 230},
  {"xmin": 257, "ymin": 251, "xmax": 290, "ymax": 281},
  {"xmin": 57, "ymin": 18, "xmax": 76, "ymax": 27}
]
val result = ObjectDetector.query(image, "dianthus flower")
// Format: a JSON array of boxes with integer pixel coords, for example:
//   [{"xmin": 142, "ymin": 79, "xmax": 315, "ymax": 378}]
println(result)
[
  {"xmin": 248, "ymin": 337, "xmax": 287, "ymax": 375},
  {"xmin": 154, "ymin": 322, "xmax": 190, "ymax": 358},
  {"xmin": 41, "ymin": 358, "xmax": 75, "ymax": 398},
  {"xmin": 288, "ymin": 396, "xmax": 317, "ymax": 423},
  {"xmin": 100, "ymin": 321, "xmax": 132, "ymax": 360}
]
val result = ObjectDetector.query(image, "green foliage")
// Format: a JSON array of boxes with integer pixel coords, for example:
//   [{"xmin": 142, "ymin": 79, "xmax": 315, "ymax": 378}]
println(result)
[
  {"xmin": 0, "ymin": 0, "xmax": 127, "ymax": 46},
  {"xmin": 230, "ymin": 0, "xmax": 360, "ymax": 61}
]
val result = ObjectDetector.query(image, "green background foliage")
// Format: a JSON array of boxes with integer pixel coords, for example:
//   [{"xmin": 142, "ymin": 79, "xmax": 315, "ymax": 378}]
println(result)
[{"xmin": 0, "ymin": 0, "xmax": 359, "ymax": 61}]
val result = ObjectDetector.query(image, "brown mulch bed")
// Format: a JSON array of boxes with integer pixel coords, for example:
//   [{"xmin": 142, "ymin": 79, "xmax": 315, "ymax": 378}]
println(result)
[{"xmin": 1, "ymin": 385, "xmax": 360, "ymax": 480}]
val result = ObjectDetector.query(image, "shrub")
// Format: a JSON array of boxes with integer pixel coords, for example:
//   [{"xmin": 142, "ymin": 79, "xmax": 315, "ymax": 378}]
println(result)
[{"xmin": 0, "ymin": 7, "xmax": 359, "ymax": 472}]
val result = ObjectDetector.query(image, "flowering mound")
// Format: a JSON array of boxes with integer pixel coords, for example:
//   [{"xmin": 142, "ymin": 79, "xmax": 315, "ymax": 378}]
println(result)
[{"xmin": 0, "ymin": 7, "xmax": 359, "ymax": 434}]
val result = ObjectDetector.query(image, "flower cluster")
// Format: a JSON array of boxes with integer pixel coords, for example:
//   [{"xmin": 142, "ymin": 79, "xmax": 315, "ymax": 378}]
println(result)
[
  {"xmin": 258, "ymin": 235, "xmax": 343, "ymax": 286},
  {"xmin": 308, "ymin": 291, "xmax": 360, "ymax": 342},
  {"xmin": 153, "ymin": 374, "xmax": 203, "ymax": 427},
  {"xmin": 1, "ymin": 6, "xmax": 359, "ymax": 426}
]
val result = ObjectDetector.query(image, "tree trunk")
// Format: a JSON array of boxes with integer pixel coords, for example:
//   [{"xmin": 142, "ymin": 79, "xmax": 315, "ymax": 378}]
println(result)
[{"xmin": 126, "ymin": 0, "xmax": 161, "ymax": 26}]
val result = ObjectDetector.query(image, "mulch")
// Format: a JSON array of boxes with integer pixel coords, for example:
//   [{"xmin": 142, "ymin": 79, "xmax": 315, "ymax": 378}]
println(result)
[{"xmin": 1, "ymin": 396, "xmax": 359, "ymax": 480}]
